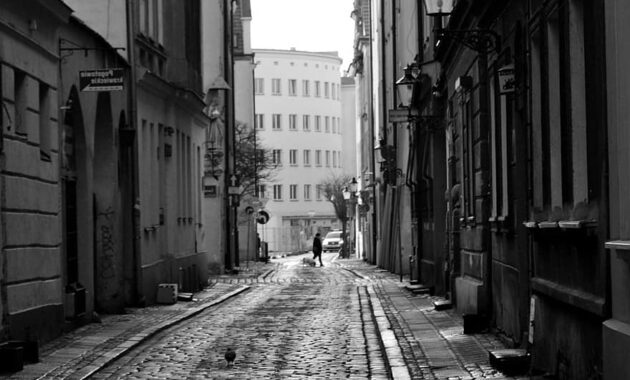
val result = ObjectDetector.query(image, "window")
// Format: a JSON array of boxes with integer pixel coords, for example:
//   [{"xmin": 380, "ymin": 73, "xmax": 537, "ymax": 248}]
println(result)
[
  {"xmin": 528, "ymin": 3, "xmax": 596, "ymax": 216},
  {"xmin": 315, "ymin": 81, "xmax": 321, "ymax": 97},
  {"xmin": 272, "ymin": 149, "xmax": 282, "ymax": 165},
  {"xmin": 302, "ymin": 115, "xmax": 310, "ymax": 131},
  {"xmin": 316, "ymin": 185, "xmax": 323, "ymax": 201},
  {"xmin": 315, "ymin": 150, "xmax": 322, "ymax": 166},
  {"xmin": 304, "ymin": 184, "xmax": 311, "ymax": 200},
  {"xmin": 14, "ymin": 69, "xmax": 27, "ymax": 135},
  {"xmin": 255, "ymin": 78, "xmax": 264, "ymax": 94},
  {"xmin": 273, "ymin": 184, "xmax": 283, "ymax": 200},
  {"xmin": 272, "ymin": 114, "xmax": 282, "ymax": 130},
  {"xmin": 289, "ymin": 184, "xmax": 298, "ymax": 200},
  {"xmin": 255, "ymin": 114, "xmax": 264, "ymax": 130},
  {"xmin": 337, "ymin": 118, "xmax": 341, "ymax": 134},
  {"xmin": 256, "ymin": 184, "xmax": 266, "ymax": 198},
  {"xmin": 39, "ymin": 82, "xmax": 51, "ymax": 161},
  {"xmin": 289, "ymin": 114, "xmax": 298, "ymax": 130},
  {"xmin": 325, "ymin": 150, "xmax": 330, "ymax": 167},
  {"xmin": 332, "ymin": 83, "xmax": 336, "ymax": 99},
  {"xmin": 139, "ymin": 0, "xmax": 163, "ymax": 43},
  {"xmin": 324, "ymin": 82, "xmax": 330, "ymax": 98},
  {"xmin": 333, "ymin": 151, "xmax": 337, "ymax": 167},
  {"xmin": 332, "ymin": 118, "xmax": 337, "ymax": 134},
  {"xmin": 289, "ymin": 149, "xmax": 298, "ymax": 165},
  {"xmin": 288, "ymin": 79, "xmax": 297, "ymax": 96},
  {"xmin": 303, "ymin": 150, "xmax": 311, "ymax": 166},
  {"xmin": 272, "ymin": 78, "xmax": 281, "ymax": 95},
  {"xmin": 302, "ymin": 80, "xmax": 310, "ymax": 96},
  {"xmin": 315, "ymin": 115, "xmax": 321, "ymax": 132},
  {"xmin": 325, "ymin": 116, "xmax": 330, "ymax": 133}
]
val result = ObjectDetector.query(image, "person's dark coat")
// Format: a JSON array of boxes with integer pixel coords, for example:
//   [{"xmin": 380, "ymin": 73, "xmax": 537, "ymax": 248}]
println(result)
[{"xmin": 312, "ymin": 235, "xmax": 322, "ymax": 254}]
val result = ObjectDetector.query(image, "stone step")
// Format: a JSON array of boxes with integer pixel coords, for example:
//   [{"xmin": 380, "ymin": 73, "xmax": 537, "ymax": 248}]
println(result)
[
  {"xmin": 488, "ymin": 348, "xmax": 530, "ymax": 376},
  {"xmin": 433, "ymin": 299, "xmax": 452, "ymax": 310}
]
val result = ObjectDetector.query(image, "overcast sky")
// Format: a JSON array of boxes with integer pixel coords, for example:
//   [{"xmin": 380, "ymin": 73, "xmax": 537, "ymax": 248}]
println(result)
[{"xmin": 249, "ymin": 0, "xmax": 355, "ymax": 73}]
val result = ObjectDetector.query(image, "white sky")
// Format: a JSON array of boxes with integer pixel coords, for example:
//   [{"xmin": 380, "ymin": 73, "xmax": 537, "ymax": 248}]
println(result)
[{"xmin": 250, "ymin": 0, "xmax": 356, "ymax": 73}]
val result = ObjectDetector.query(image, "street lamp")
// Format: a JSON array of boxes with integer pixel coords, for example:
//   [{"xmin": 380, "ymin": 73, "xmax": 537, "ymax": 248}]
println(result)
[
  {"xmin": 395, "ymin": 64, "xmax": 416, "ymax": 108},
  {"xmin": 422, "ymin": 0, "xmax": 500, "ymax": 54}
]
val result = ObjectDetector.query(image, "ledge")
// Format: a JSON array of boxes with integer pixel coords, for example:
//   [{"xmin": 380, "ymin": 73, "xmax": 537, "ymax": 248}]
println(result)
[
  {"xmin": 531, "ymin": 277, "xmax": 605, "ymax": 316},
  {"xmin": 605, "ymin": 240, "xmax": 630, "ymax": 251},
  {"xmin": 538, "ymin": 221, "xmax": 558, "ymax": 229},
  {"xmin": 523, "ymin": 220, "xmax": 598, "ymax": 230},
  {"xmin": 605, "ymin": 240, "xmax": 630, "ymax": 262}
]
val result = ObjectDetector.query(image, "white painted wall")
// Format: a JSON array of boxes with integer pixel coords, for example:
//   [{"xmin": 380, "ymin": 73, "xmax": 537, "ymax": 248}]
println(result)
[{"xmin": 254, "ymin": 49, "xmax": 345, "ymax": 252}]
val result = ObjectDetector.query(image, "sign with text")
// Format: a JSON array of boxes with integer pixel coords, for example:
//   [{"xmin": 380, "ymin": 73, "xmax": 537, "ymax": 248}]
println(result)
[
  {"xmin": 388, "ymin": 108, "xmax": 418, "ymax": 123},
  {"xmin": 79, "ymin": 69, "xmax": 124, "ymax": 92},
  {"xmin": 498, "ymin": 64, "xmax": 515, "ymax": 94}
]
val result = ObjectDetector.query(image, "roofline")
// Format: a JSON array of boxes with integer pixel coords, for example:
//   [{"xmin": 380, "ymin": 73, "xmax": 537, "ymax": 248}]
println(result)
[{"xmin": 252, "ymin": 48, "xmax": 343, "ymax": 63}]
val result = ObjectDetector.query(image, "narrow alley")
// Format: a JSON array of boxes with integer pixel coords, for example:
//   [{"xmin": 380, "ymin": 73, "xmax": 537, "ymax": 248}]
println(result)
[{"xmin": 4, "ymin": 254, "xmax": 529, "ymax": 379}]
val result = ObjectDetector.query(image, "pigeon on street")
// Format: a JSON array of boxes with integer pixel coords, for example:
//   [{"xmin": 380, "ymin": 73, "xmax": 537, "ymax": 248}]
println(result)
[{"xmin": 225, "ymin": 347, "xmax": 236, "ymax": 367}]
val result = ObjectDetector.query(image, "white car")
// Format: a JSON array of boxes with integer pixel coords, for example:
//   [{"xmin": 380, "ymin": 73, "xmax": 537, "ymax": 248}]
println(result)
[{"xmin": 322, "ymin": 231, "xmax": 344, "ymax": 252}]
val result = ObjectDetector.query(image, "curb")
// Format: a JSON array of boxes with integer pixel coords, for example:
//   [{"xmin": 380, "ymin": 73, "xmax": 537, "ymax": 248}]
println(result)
[
  {"xmin": 36, "ymin": 285, "xmax": 251, "ymax": 380},
  {"xmin": 366, "ymin": 285, "xmax": 411, "ymax": 380}
]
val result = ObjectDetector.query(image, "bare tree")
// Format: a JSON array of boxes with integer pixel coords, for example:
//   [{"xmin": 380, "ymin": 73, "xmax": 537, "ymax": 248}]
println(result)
[
  {"xmin": 320, "ymin": 173, "xmax": 354, "ymax": 258},
  {"xmin": 234, "ymin": 121, "xmax": 279, "ymax": 199}
]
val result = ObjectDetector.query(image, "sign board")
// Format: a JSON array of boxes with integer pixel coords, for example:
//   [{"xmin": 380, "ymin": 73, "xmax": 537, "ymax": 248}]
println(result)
[
  {"xmin": 256, "ymin": 209, "xmax": 270, "ymax": 224},
  {"xmin": 498, "ymin": 64, "xmax": 515, "ymax": 94},
  {"xmin": 228, "ymin": 186, "xmax": 241, "ymax": 195},
  {"xmin": 79, "ymin": 69, "xmax": 124, "ymax": 92},
  {"xmin": 388, "ymin": 108, "xmax": 418, "ymax": 123},
  {"xmin": 204, "ymin": 185, "xmax": 217, "ymax": 198}
]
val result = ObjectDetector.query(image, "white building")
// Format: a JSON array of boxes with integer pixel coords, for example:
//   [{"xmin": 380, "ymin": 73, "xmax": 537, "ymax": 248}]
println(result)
[{"xmin": 253, "ymin": 49, "xmax": 348, "ymax": 253}]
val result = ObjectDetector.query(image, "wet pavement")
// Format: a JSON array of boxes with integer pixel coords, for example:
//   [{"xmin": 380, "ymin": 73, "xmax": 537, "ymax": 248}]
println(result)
[{"xmin": 1, "ymin": 252, "xmax": 531, "ymax": 379}]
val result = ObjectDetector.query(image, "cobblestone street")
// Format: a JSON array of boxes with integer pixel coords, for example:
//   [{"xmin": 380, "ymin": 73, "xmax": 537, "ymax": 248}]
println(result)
[
  {"xmin": 90, "ymin": 253, "xmax": 387, "ymax": 379},
  {"xmin": 2, "ymin": 252, "xmax": 531, "ymax": 379}
]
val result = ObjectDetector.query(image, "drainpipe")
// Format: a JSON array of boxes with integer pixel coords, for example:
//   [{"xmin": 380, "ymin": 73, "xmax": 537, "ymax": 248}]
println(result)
[
  {"xmin": 223, "ymin": 0, "xmax": 232, "ymax": 270},
  {"xmin": 125, "ymin": 0, "xmax": 142, "ymax": 305}
]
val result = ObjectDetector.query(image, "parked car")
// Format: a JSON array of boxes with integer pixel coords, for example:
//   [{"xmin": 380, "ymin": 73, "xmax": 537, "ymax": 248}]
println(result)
[{"xmin": 322, "ymin": 230, "xmax": 344, "ymax": 252}]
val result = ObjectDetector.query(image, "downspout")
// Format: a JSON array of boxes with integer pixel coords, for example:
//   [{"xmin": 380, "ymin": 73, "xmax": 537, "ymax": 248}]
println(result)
[
  {"xmin": 229, "ymin": 0, "xmax": 238, "ymax": 268},
  {"xmin": 391, "ymin": 0, "xmax": 400, "ymax": 277},
  {"xmin": 369, "ymin": 0, "xmax": 378, "ymax": 265},
  {"xmin": 125, "ymin": 0, "xmax": 142, "ymax": 305},
  {"xmin": 380, "ymin": 0, "xmax": 387, "ymax": 269},
  {"xmin": 223, "ymin": 0, "xmax": 232, "ymax": 270}
]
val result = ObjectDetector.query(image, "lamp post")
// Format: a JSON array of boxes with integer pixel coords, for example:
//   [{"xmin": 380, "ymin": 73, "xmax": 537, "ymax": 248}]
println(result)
[
  {"xmin": 342, "ymin": 186, "xmax": 351, "ymax": 259},
  {"xmin": 348, "ymin": 177, "xmax": 358, "ymax": 258},
  {"xmin": 422, "ymin": 0, "xmax": 500, "ymax": 54}
]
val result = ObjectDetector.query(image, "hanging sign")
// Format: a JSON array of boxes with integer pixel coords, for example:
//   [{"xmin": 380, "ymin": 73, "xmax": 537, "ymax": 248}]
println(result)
[
  {"xmin": 498, "ymin": 64, "xmax": 515, "ymax": 94},
  {"xmin": 79, "ymin": 68, "xmax": 125, "ymax": 92}
]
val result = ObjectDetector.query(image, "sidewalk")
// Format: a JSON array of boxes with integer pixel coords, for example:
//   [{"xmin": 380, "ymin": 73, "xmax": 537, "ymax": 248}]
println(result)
[
  {"xmin": 2, "ymin": 283, "xmax": 251, "ymax": 380},
  {"xmin": 1, "ymin": 258, "xmax": 529, "ymax": 380},
  {"xmin": 334, "ymin": 257, "xmax": 531, "ymax": 380}
]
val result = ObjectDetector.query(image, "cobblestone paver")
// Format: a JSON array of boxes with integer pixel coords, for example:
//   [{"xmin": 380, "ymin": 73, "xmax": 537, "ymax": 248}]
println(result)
[
  {"xmin": 90, "ymin": 254, "xmax": 388, "ymax": 379},
  {"xmin": 1, "ymin": 253, "xmax": 530, "ymax": 380}
]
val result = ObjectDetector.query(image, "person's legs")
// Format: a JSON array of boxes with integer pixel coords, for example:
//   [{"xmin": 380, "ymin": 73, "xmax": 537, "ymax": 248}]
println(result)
[{"xmin": 318, "ymin": 253, "xmax": 323, "ymax": 266}]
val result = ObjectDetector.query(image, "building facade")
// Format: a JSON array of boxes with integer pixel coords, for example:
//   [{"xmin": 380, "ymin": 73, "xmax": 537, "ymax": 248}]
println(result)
[
  {"xmin": 1, "ymin": 0, "xmax": 242, "ymax": 346},
  {"xmin": 355, "ymin": 0, "xmax": 611, "ymax": 378},
  {"xmin": 253, "ymin": 49, "xmax": 347, "ymax": 253},
  {"xmin": 0, "ymin": 0, "xmax": 73, "ymax": 343}
]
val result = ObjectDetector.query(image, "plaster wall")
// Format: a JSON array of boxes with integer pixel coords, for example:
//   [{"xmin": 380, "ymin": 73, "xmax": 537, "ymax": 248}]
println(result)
[
  {"xmin": 254, "ymin": 49, "xmax": 345, "ymax": 252},
  {"xmin": 604, "ymin": 0, "xmax": 630, "ymax": 378}
]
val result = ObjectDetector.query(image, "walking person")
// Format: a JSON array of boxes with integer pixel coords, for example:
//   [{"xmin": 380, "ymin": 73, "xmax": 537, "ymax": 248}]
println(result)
[{"xmin": 312, "ymin": 233, "xmax": 323, "ymax": 267}]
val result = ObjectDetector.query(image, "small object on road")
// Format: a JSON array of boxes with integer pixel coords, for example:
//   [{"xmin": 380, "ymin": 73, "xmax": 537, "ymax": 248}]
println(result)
[
  {"xmin": 225, "ymin": 347, "xmax": 236, "ymax": 367},
  {"xmin": 302, "ymin": 257, "xmax": 316, "ymax": 267}
]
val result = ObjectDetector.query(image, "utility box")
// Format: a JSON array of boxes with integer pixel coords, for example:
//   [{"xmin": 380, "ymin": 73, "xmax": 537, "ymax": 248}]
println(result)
[{"xmin": 156, "ymin": 283, "xmax": 178, "ymax": 304}]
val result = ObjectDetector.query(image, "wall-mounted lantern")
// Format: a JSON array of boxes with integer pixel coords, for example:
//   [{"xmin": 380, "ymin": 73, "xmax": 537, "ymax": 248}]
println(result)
[{"xmin": 423, "ymin": 0, "xmax": 500, "ymax": 54}]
